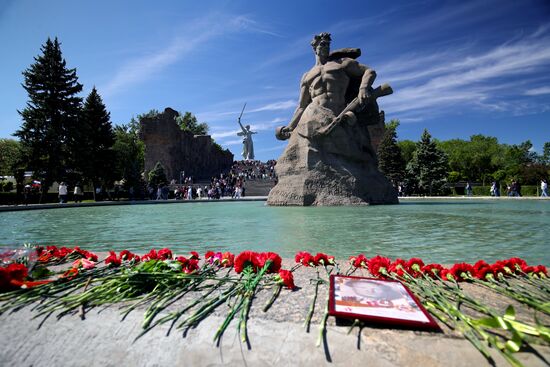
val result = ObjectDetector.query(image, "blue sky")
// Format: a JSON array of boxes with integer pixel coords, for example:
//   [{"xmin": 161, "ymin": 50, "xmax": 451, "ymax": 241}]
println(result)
[{"xmin": 1, "ymin": 0, "xmax": 549, "ymax": 162}]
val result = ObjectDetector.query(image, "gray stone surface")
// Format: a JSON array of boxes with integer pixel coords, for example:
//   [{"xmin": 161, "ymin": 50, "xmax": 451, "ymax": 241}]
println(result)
[
  {"xmin": 267, "ymin": 33, "xmax": 398, "ymax": 206},
  {"xmin": 1, "ymin": 261, "xmax": 548, "ymax": 367},
  {"xmin": 141, "ymin": 108, "xmax": 233, "ymax": 181}
]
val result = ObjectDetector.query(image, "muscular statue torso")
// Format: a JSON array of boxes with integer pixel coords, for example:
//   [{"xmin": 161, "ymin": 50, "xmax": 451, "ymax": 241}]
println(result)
[{"xmin": 304, "ymin": 59, "xmax": 352, "ymax": 114}]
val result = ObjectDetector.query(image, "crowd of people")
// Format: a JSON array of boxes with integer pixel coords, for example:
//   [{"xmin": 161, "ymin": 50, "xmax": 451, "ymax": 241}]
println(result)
[
  {"xmin": 143, "ymin": 160, "xmax": 278, "ymax": 201},
  {"xmin": 49, "ymin": 161, "xmax": 547, "ymax": 203}
]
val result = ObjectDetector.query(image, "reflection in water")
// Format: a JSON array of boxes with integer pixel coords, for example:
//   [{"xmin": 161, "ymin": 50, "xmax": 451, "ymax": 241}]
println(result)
[{"xmin": 0, "ymin": 200, "xmax": 548, "ymax": 265}]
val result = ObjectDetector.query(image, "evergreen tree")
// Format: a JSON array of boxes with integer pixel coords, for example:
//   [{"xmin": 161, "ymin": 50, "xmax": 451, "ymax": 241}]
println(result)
[
  {"xmin": 148, "ymin": 161, "xmax": 167, "ymax": 187},
  {"xmin": 75, "ymin": 87, "xmax": 115, "ymax": 189},
  {"xmin": 407, "ymin": 129, "xmax": 448, "ymax": 195},
  {"xmin": 377, "ymin": 120, "xmax": 405, "ymax": 185},
  {"xmin": 14, "ymin": 37, "xmax": 82, "ymax": 200}
]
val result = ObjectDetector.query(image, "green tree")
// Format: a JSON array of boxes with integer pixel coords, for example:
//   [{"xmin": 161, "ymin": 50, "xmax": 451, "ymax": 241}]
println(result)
[
  {"xmin": 148, "ymin": 161, "xmax": 167, "ymax": 187},
  {"xmin": 112, "ymin": 118, "xmax": 145, "ymax": 191},
  {"xmin": 137, "ymin": 109, "xmax": 161, "ymax": 120},
  {"xmin": 75, "ymin": 87, "xmax": 115, "ymax": 191},
  {"xmin": 0, "ymin": 139, "xmax": 22, "ymax": 176},
  {"xmin": 407, "ymin": 129, "xmax": 449, "ymax": 195},
  {"xmin": 175, "ymin": 111, "xmax": 209, "ymax": 135},
  {"xmin": 14, "ymin": 37, "xmax": 83, "ymax": 200},
  {"xmin": 377, "ymin": 120, "xmax": 405, "ymax": 185},
  {"xmin": 542, "ymin": 142, "xmax": 550, "ymax": 165},
  {"xmin": 398, "ymin": 140, "xmax": 416, "ymax": 165}
]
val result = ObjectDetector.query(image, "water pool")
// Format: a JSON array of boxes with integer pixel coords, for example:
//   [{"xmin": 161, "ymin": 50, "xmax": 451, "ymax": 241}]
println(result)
[{"xmin": 0, "ymin": 199, "xmax": 548, "ymax": 265}]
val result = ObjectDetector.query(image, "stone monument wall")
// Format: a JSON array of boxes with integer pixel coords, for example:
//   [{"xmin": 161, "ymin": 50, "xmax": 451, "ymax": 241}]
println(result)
[{"xmin": 141, "ymin": 108, "xmax": 233, "ymax": 181}]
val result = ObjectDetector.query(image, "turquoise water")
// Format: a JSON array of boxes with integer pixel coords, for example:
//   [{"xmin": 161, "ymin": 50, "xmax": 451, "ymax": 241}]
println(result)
[{"xmin": 0, "ymin": 200, "xmax": 548, "ymax": 265}]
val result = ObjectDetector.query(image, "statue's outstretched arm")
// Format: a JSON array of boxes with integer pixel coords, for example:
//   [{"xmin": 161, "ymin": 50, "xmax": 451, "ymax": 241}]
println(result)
[{"xmin": 287, "ymin": 74, "xmax": 312, "ymax": 132}]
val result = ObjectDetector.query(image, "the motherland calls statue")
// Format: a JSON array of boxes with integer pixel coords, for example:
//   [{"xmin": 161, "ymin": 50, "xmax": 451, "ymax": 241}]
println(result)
[
  {"xmin": 236, "ymin": 104, "xmax": 257, "ymax": 160},
  {"xmin": 267, "ymin": 33, "xmax": 398, "ymax": 205}
]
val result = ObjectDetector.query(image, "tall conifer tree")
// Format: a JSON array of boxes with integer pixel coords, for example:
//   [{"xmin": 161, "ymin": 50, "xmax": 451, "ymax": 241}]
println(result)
[
  {"xmin": 15, "ymin": 37, "xmax": 82, "ymax": 199},
  {"xmin": 76, "ymin": 87, "xmax": 115, "ymax": 189},
  {"xmin": 407, "ymin": 129, "xmax": 448, "ymax": 195},
  {"xmin": 377, "ymin": 120, "xmax": 405, "ymax": 186}
]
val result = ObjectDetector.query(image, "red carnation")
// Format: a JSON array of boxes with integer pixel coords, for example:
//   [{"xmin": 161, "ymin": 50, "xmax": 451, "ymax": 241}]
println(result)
[
  {"xmin": 350, "ymin": 254, "xmax": 368, "ymax": 268},
  {"xmin": 440, "ymin": 268, "xmax": 457, "ymax": 281},
  {"xmin": 475, "ymin": 266, "xmax": 494, "ymax": 280},
  {"xmin": 406, "ymin": 258, "xmax": 425, "ymax": 277},
  {"xmin": 389, "ymin": 258, "xmax": 408, "ymax": 277},
  {"xmin": 176, "ymin": 256, "xmax": 189, "ymax": 266},
  {"xmin": 422, "ymin": 263, "xmax": 444, "ymax": 279},
  {"xmin": 189, "ymin": 251, "xmax": 200, "ymax": 260},
  {"xmin": 449, "ymin": 263, "xmax": 474, "ymax": 281},
  {"xmin": 276, "ymin": 269, "xmax": 295, "ymax": 289},
  {"xmin": 367, "ymin": 255, "xmax": 392, "ymax": 278},
  {"xmin": 204, "ymin": 251, "xmax": 215, "ymax": 260},
  {"xmin": 473, "ymin": 260, "xmax": 490, "ymax": 273},
  {"xmin": 6, "ymin": 263, "xmax": 28, "ymax": 281},
  {"xmin": 504, "ymin": 257, "xmax": 527, "ymax": 273},
  {"xmin": 314, "ymin": 253, "xmax": 329, "ymax": 266},
  {"xmin": 104, "ymin": 251, "xmax": 121, "ymax": 267},
  {"xmin": 234, "ymin": 251, "xmax": 260, "ymax": 273},
  {"xmin": 258, "ymin": 252, "xmax": 282, "ymax": 273},
  {"xmin": 491, "ymin": 263, "xmax": 507, "ymax": 279},
  {"xmin": 141, "ymin": 249, "xmax": 158, "ymax": 261},
  {"xmin": 183, "ymin": 259, "xmax": 199, "ymax": 274},
  {"xmin": 534, "ymin": 265, "xmax": 548, "ymax": 277},
  {"xmin": 295, "ymin": 251, "xmax": 315, "ymax": 266},
  {"xmin": 158, "ymin": 248, "xmax": 173, "ymax": 260}
]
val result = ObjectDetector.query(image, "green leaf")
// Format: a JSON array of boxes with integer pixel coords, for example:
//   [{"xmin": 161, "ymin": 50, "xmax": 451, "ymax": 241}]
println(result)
[
  {"xmin": 504, "ymin": 305, "xmax": 516, "ymax": 319},
  {"xmin": 30, "ymin": 266, "xmax": 53, "ymax": 279},
  {"xmin": 504, "ymin": 330, "xmax": 523, "ymax": 353}
]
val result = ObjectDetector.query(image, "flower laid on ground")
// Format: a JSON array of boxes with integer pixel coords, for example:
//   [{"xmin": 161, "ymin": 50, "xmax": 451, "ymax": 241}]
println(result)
[
  {"xmin": 205, "ymin": 251, "xmax": 235, "ymax": 268},
  {"xmin": 347, "ymin": 253, "xmax": 550, "ymax": 366},
  {"xmin": 36, "ymin": 245, "xmax": 98, "ymax": 265},
  {"xmin": 295, "ymin": 251, "xmax": 337, "ymax": 348},
  {"xmin": 2, "ymin": 243, "xmax": 549, "ymax": 367}
]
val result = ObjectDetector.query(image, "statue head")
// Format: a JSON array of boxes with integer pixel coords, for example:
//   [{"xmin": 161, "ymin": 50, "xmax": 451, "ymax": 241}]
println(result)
[
  {"xmin": 311, "ymin": 32, "xmax": 331, "ymax": 59},
  {"xmin": 246, "ymin": 125, "xmax": 251, "ymax": 130}
]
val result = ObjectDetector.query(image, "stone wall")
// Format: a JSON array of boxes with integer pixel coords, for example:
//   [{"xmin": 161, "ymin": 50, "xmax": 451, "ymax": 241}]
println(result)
[{"xmin": 141, "ymin": 108, "xmax": 233, "ymax": 181}]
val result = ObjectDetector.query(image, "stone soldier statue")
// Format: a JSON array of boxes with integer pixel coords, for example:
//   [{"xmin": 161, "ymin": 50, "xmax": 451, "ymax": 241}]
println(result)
[
  {"xmin": 236, "ymin": 104, "xmax": 257, "ymax": 160},
  {"xmin": 267, "ymin": 32, "xmax": 397, "ymax": 206}
]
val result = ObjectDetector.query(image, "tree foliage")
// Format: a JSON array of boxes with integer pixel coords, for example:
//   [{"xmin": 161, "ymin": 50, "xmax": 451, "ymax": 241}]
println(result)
[
  {"xmin": 378, "ymin": 120, "xmax": 405, "ymax": 185},
  {"xmin": 0, "ymin": 139, "xmax": 22, "ymax": 176},
  {"xmin": 175, "ymin": 111, "xmax": 209, "ymax": 135},
  {"xmin": 148, "ymin": 161, "xmax": 167, "ymax": 187},
  {"xmin": 75, "ymin": 87, "xmax": 116, "ymax": 186},
  {"xmin": 112, "ymin": 118, "xmax": 145, "ymax": 190},
  {"xmin": 14, "ymin": 37, "xmax": 83, "ymax": 195},
  {"xmin": 407, "ymin": 129, "xmax": 449, "ymax": 195}
]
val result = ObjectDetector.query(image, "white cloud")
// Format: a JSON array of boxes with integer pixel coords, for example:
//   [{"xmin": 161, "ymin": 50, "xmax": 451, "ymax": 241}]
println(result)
[
  {"xmin": 524, "ymin": 86, "xmax": 550, "ymax": 96},
  {"xmin": 248, "ymin": 100, "xmax": 296, "ymax": 113},
  {"xmin": 100, "ymin": 14, "xmax": 277, "ymax": 98},
  {"xmin": 379, "ymin": 28, "xmax": 550, "ymax": 118}
]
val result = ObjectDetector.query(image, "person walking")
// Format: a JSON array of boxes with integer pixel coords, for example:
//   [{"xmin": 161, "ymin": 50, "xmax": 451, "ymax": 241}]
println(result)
[
  {"xmin": 73, "ymin": 183, "xmax": 83, "ymax": 203},
  {"xmin": 465, "ymin": 182, "xmax": 473, "ymax": 197},
  {"xmin": 58, "ymin": 182, "xmax": 68, "ymax": 203},
  {"xmin": 541, "ymin": 179, "xmax": 548, "ymax": 197}
]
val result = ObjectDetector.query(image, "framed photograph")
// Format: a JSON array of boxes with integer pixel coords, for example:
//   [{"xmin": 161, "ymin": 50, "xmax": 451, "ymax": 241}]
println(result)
[{"xmin": 329, "ymin": 274, "xmax": 439, "ymax": 330}]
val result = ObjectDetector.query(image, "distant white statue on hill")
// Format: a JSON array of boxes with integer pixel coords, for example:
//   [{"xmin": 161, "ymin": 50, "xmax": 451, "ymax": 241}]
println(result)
[{"xmin": 236, "ymin": 103, "xmax": 257, "ymax": 160}]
